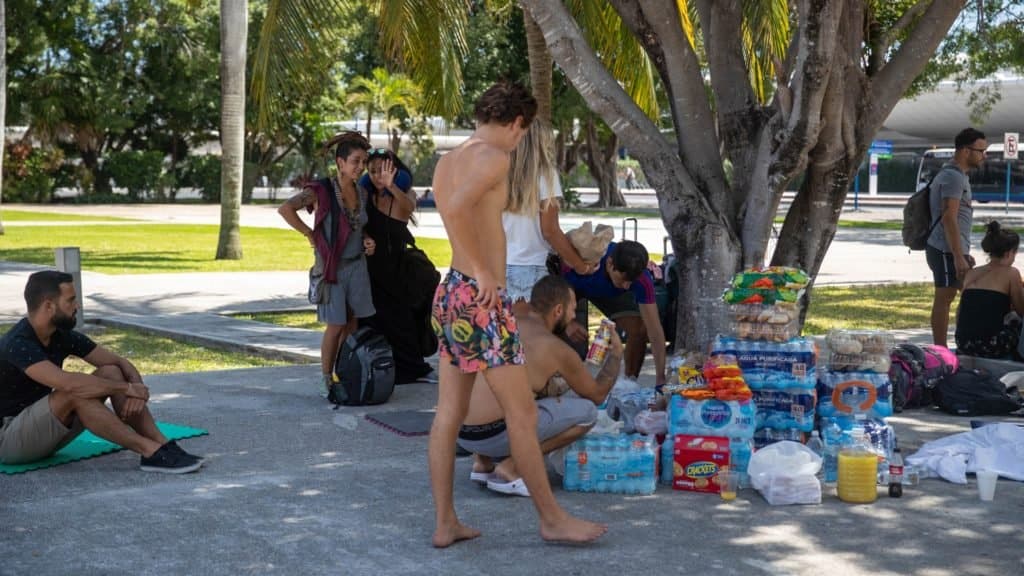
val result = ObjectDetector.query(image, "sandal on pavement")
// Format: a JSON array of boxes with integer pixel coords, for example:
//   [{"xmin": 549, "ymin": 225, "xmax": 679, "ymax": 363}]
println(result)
[
  {"xmin": 486, "ymin": 477, "xmax": 530, "ymax": 497},
  {"xmin": 470, "ymin": 470, "xmax": 498, "ymax": 484}
]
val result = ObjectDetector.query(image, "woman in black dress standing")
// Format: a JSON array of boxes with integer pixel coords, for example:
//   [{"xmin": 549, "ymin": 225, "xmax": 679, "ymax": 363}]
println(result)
[{"xmin": 359, "ymin": 148, "xmax": 439, "ymax": 383}]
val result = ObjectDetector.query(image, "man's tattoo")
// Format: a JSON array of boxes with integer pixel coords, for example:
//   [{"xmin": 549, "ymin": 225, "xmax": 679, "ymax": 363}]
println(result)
[
  {"xmin": 595, "ymin": 347, "xmax": 623, "ymax": 389},
  {"xmin": 286, "ymin": 188, "xmax": 316, "ymax": 209}
]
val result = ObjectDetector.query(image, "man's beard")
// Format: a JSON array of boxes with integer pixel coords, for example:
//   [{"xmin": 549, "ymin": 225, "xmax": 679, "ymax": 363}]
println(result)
[
  {"xmin": 553, "ymin": 314, "xmax": 571, "ymax": 336},
  {"xmin": 53, "ymin": 310, "xmax": 76, "ymax": 331}
]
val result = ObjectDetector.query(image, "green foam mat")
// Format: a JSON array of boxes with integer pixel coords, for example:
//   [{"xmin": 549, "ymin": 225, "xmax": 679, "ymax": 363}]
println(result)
[{"xmin": 0, "ymin": 422, "xmax": 207, "ymax": 475}]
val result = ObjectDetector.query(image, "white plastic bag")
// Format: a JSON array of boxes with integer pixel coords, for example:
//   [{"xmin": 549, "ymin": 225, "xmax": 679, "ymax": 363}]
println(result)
[
  {"xmin": 747, "ymin": 441, "xmax": 822, "ymax": 505},
  {"xmin": 633, "ymin": 409, "xmax": 668, "ymax": 436},
  {"xmin": 589, "ymin": 409, "xmax": 624, "ymax": 435},
  {"xmin": 609, "ymin": 376, "xmax": 640, "ymax": 397}
]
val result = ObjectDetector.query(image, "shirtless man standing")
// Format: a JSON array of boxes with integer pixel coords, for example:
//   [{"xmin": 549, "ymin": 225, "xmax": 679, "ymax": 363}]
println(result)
[
  {"xmin": 429, "ymin": 82, "xmax": 607, "ymax": 547},
  {"xmin": 458, "ymin": 275, "xmax": 623, "ymax": 496}
]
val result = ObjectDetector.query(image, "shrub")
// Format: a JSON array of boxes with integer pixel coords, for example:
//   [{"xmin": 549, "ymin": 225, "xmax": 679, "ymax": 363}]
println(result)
[
  {"xmin": 2, "ymin": 142, "xmax": 64, "ymax": 203},
  {"xmin": 179, "ymin": 154, "xmax": 222, "ymax": 202},
  {"xmin": 105, "ymin": 150, "xmax": 167, "ymax": 201}
]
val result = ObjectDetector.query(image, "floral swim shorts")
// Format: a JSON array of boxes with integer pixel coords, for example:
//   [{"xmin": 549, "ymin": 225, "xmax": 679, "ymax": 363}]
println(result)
[{"xmin": 431, "ymin": 269, "xmax": 525, "ymax": 373}]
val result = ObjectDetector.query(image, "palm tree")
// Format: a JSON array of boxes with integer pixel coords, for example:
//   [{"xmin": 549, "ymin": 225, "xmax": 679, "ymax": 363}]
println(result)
[
  {"xmin": 0, "ymin": 0, "xmax": 7, "ymax": 236},
  {"xmin": 216, "ymin": 0, "xmax": 247, "ymax": 260},
  {"xmin": 346, "ymin": 67, "xmax": 421, "ymax": 150}
]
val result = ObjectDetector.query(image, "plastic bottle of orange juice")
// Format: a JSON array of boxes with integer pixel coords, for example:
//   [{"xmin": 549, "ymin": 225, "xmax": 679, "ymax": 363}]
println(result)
[{"xmin": 838, "ymin": 432, "xmax": 878, "ymax": 504}]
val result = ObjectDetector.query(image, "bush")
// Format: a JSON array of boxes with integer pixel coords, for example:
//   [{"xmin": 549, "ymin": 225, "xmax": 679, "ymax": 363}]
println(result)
[
  {"xmin": 105, "ymin": 150, "xmax": 167, "ymax": 201},
  {"xmin": 3, "ymin": 142, "xmax": 64, "ymax": 202},
  {"xmin": 179, "ymin": 154, "xmax": 222, "ymax": 202}
]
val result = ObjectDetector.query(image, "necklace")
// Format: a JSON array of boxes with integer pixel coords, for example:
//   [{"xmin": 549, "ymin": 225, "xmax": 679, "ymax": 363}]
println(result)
[{"xmin": 332, "ymin": 177, "xmax": 361, "ymax": 232}]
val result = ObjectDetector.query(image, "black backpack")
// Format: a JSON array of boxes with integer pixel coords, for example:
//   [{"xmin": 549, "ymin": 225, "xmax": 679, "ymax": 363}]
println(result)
[
  {"xmin": 330, "ymin": 326, "xmax": 396, "ymax": 406},
  {"xmin": 902, "ymin": 168, "xmax": 950, "ymax": 250},
  {"xmin": 934, "ymin": 368, "xmax": 1023, "ymax": 416}
]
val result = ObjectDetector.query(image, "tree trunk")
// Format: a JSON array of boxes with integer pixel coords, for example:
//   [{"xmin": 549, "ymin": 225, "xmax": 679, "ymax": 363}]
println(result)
[
  {"xmin": 365, "ymin": 108, "xmax": 372, "ymax": 141},
  {"xmin": 390, "ymin": 127, "xmax": 401, "ymax": 154},
  {"xmin": 523, "ymin": 11, "xmax": 553, "ymax": 124},
  {"xmin": 0, "ymin": 0, "xmax": 6, "ymax": 235},
  {"xmin": 553, "ymin": 128, "xmax": 579, "ymax": 176},
  {"xmin": 582, "ymin": 117, "xmax": 624, "ymax": 208},
  {"xmin": 520, "ymin": 0, "xmax": 966, "ymax": 351},
  {"xmin": 217, "ymin": 0, "xmax": 246, "ymax": 260},
  {"xmin": 672, "ymin": 217, "xmax": 743, "ymax": 352}
]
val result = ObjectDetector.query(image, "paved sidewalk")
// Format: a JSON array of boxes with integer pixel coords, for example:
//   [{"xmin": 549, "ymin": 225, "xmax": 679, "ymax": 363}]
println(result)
[
  {"xmin": 1, "ymin": 364, "xmax": 1021, "ymax": 576},
  {"xmin": 2, "ymin": 205, "xmax": 1023, "ymax": 574}
]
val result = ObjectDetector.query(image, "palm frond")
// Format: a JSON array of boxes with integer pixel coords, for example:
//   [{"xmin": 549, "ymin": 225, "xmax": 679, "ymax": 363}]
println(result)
[
  {"xmin": 676, "ymin": 0, "xmax": 698, "ymax": 49},
  {"xmin": 251, "ymin": 0, "xmax": 354, "ymax": 132},
  {"xmin": 567, "ymin": 0, "xmax": 659, "ymax": 120},
  {"xmin": 375, "ymin": 0, "xmax": 470, "ymax": 120},
  {"xmin": 741, "ymin": 0, "xmax": 791, "ymax": 103}
]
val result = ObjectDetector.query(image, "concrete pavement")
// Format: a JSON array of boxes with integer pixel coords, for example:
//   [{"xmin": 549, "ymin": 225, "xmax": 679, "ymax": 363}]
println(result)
[
  {"xmin": 1, "ymin": 364, "xmax": 1022, "ymax": 576},
  {"xmin": 2, "ymin": 204, "xmax": 1024, "ymax": 574}
]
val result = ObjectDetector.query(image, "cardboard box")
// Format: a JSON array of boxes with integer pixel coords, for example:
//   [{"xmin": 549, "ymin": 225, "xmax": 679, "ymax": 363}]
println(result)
[{"xmin": 672, "ymin": 434, "xmax": 730, "ymax": 493}]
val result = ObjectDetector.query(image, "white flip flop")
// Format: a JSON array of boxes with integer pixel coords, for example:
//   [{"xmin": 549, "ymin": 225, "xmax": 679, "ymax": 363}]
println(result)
[
  {"xmin": 486, "ymin": 477, "xmax": 531, "ymax": 497},
  {"xmin": 470, "ymin": 470, "xmax": 498, "ymax": 484}
]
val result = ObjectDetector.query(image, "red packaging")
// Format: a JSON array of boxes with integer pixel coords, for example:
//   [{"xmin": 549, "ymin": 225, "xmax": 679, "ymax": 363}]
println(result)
[{"xmin": 672, "ymin": 434, "xmax": 730, "ymax": 493}]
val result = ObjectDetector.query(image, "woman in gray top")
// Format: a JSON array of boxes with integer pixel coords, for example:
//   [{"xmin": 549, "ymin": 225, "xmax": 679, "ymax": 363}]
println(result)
[{"xmin": 278, "ymin": 132, "xmax": 377, "ymax": 397}]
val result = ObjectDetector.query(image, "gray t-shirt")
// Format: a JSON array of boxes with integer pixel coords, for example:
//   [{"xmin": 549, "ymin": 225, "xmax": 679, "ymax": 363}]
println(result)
[{"xmin": 926, "ymin": 163, "xmax": 972, "ymax": 254}]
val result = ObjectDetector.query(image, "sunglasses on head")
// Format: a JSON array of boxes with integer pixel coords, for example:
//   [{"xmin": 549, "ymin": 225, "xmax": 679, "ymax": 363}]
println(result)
[{"xmin": 368, "ymin": 148, "xmax": 391, "ymax": 158}]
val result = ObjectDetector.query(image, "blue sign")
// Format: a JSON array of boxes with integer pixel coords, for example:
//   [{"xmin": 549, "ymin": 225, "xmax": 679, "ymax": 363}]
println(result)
[{"xmin": 869, "ymin": 139, "xmax": 893, "ymax": 155}]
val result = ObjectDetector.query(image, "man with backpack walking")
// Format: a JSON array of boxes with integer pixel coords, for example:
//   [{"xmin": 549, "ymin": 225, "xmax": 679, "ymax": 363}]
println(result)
[{"xmin": 927, "ymin": 128, "xmax": 987, "ymax": 347}]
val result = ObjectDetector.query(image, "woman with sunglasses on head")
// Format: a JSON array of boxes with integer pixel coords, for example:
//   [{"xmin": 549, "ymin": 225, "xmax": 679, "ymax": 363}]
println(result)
[
  {"xmin": 278, "ymin": 132, "xmax": 376, "ymax": 398},
  {"xmin": 358, "ymin": 148, "xmax": 439, "ymax": 384}
]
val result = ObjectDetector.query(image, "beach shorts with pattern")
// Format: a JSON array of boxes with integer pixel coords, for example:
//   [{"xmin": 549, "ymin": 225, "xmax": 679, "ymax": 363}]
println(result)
[{"xmin": 431, "ymin": 269, "xmax": 525, "ymax": 373}]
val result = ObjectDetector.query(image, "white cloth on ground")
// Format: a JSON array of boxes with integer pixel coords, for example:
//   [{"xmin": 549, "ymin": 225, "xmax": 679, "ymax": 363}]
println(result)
[{"xmin": 905, "ymin": 422, "xmax": 1024, "ymax": 484}]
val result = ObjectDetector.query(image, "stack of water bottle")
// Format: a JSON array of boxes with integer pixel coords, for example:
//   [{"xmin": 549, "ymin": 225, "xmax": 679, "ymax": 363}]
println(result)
[
  {"xmin": 716, "ymin": 266, "xmax": 817, "ymax": 450},
  {"xmin": 562, "ymin": 433, "xmax": 658, "ymax": 494},
  {"xmin": 660, "ymin": 356, "xmax": 756, "ymax": 489},
  {"xmin": 712, "ymin": 336, "xmax": 818, "ymax": 448},
  {"xmin": 816, "ymin": 329, "xmax": 899, "ymax": 486}
]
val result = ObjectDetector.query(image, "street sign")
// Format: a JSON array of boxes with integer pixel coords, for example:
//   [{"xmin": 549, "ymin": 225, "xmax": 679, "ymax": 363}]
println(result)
[
  {"xmin": 1005, "ymin": 132, "xmax": 1019, "ymax": 160},
  {"xmin": 869, "ymin": 139, "xmax": 893, "ymax": 156}
]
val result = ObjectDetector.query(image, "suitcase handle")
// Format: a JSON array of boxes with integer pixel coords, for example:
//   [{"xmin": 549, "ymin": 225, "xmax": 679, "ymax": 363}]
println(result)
[{"xmin": 622, "ymin": 217, "xmax": 638, "ymax": 241}]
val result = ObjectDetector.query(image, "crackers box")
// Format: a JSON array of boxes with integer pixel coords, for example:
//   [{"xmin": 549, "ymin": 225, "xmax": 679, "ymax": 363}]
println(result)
[{"xmin": 672, "ymin": 434, "xmax": 730, "ymax": 493}]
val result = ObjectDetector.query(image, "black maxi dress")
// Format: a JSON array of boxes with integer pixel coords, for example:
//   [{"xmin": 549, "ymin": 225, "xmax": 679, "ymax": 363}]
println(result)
[{"xmin": 364, "ymin": 193, "xmax": 439, "ymax": 383}]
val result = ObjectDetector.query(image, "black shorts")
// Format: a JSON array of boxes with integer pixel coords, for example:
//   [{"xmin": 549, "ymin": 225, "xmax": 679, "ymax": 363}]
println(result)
[
  {"xmin": 925, "ymin": 245, "xmax": 960, "ymax": 289},
  {"xmin": 587, "ymin": 291, "xmax": 640, "ymax": 320}
]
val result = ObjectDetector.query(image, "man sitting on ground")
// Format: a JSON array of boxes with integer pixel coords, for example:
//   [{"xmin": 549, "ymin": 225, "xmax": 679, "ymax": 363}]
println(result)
[
  {"xmin": 457, "ymin": 275, "xmax": 623, "ymax": 496},
  {"xmin": 563, "ymin": 240, "xmax": 666, "ymax": 387},
  {"xmin": 0, "ymin": 270, "xmax": 202, "ymax": 473}
]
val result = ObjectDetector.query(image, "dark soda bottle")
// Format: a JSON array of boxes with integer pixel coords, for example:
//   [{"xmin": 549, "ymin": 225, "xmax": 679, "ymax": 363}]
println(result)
[{"xmin": 888, "ymin": 448, "xmax": 903, "ymax": 498}]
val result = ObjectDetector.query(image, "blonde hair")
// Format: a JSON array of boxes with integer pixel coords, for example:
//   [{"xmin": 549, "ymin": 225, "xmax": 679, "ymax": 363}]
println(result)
[{"xmin": 506, "ymin": 121, "xmax": 557, "ymax": 215}]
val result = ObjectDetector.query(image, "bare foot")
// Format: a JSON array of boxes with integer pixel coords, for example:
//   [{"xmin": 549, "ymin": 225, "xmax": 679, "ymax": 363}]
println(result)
[
  {"xmin": 432, "ymin": 521, "xmax": 482, "ymax": 548},
  {"xmin": 540, "ymin": 515, "xmax": 608, "ymax": 544}
]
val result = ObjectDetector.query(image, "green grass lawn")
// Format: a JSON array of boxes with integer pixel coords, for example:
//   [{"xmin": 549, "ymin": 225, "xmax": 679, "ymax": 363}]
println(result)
[
  {"xmin": 0, "ymin": 209, "xmax": 135, "ymax": 222},
  {"xmin": 0, "ymin": 323, "xmax": 292, "ymax": 374},
  {"xmin": 240, "ymin": 282, "xmax": 944, "ymax": 337},
  {"xmin": 0, "ymin": 223, "xmax": 454, "ymax": 273},
  {"xmin": 804, "ymin": 282, "xmax": 952, "ymax": 335}
]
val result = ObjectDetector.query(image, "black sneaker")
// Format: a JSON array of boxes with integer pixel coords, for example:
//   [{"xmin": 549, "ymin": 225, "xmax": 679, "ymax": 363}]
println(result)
[
  {"xmin": 167, "ymin": 440, "xmax": 204, "ymax": 464},
  {"xmin": 140, "ymin": 443, "xmax": 202, "ymax": 474}
]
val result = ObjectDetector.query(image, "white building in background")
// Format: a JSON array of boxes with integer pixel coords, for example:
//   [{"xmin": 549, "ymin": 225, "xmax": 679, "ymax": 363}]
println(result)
[{"xmin": 878, "ymin": 71, "xmax": 1024, "ymax": 147}]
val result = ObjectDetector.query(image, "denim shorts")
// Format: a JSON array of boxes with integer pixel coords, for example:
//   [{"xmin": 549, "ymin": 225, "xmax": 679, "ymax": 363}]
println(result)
[{"xmin": 505, "ymin": 264, "xmax": 550, "ymax": 302}]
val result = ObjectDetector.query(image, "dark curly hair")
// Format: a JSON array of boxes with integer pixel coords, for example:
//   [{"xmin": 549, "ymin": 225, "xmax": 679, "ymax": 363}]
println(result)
[
  {"xmin": 323, "ymin": 131, "xmax": 370, "ymax": 160},
  {"xmin": 611, "ymin": 241, "xmax": 649, "ymax": 280},
  {"xmin": 980, "ymin": 221, "xmax": 1020, "ymax": 259},
  {"xmin": 473, "ymin": 81, "xmax": 537, "ymax": 127}
]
